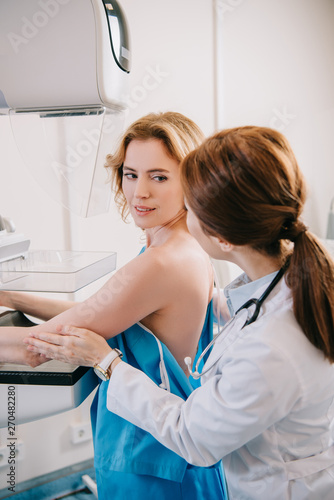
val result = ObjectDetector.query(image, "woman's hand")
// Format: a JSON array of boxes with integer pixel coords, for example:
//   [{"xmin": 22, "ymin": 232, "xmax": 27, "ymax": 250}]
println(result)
[
  {"xmin": 17, "ymin": 350, "xmax": 48, "ymax": 368},
  {"xmin": 0, "ymin": 329, "xmax": 49, "ymax": 367},
  {"xmin": 24, "ymin": 325, "xmax": 112, "ymax": 367},
  {"xmin": 5, "ymin": 347, "xmax": 48, "ymax": 367}
]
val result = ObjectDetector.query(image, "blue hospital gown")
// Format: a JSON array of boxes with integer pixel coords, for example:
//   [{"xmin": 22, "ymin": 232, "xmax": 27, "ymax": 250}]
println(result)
[{"xmin": 90, "ymin": 301, "xmax": 228, "ymax": 500}]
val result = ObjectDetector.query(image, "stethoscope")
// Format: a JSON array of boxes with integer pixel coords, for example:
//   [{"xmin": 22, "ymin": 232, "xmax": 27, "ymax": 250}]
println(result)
[{"xmin": 184, "ymin": 265, "xmax": 286, "ymax": 379}]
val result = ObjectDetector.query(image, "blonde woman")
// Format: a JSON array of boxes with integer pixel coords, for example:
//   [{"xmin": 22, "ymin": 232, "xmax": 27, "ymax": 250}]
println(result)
[{"xmin": 1, "ymin": 113, "xmax": 227, "ymax": 500}]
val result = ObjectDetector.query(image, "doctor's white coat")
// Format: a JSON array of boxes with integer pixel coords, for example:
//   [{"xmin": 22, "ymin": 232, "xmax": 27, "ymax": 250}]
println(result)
[{"xmin": 108, "ymin": 277, "xmax": 334, "ymax": 499}]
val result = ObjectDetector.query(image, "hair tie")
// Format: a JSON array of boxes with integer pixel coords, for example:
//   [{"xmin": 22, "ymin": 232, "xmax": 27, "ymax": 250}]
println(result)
[
  {"xmin": 279, "ymin": 219, "xmax": 308, "ymax": 242},
  {"xmin": 290, "ymin": 221, "xmax": 308, "ymax": 242}
]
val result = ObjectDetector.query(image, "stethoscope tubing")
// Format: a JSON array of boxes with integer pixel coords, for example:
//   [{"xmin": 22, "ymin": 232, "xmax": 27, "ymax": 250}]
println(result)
[
  {"xmin": 185, "ymin": 313, "xmax": 240, "ymax": 379},
  {"xmin": 185, "ymin": 266, "xmax": 286, "ymax": 379}
]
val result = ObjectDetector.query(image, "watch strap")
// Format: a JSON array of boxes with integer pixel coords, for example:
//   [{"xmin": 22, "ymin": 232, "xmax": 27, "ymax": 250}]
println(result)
[
  {"xmin": 93, "ymin": 349, "xmax": 123, "ymax": 381},
  {"xmin": 99, "ymin": 349, "xmax": 123, "ymax": 371}
]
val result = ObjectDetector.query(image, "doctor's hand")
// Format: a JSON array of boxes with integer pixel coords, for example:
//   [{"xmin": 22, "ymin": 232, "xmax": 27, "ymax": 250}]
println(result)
[{"xmin": 23, "ymin": 325, "xmax": 112, "ymax": 367}]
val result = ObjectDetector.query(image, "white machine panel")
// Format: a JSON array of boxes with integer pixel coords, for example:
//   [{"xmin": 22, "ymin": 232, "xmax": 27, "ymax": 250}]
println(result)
[{"xmin": 0, "ymin": 0, "xmax": 130, "ymax": 111}]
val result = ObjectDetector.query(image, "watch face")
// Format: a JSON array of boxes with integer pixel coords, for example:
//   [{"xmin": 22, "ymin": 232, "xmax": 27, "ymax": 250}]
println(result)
[{"xmin": 94, "ymin": 366, "xmax": 109, "ymax": 381}]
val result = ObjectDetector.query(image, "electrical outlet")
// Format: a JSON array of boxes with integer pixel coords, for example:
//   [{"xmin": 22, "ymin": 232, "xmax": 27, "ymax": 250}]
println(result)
[
  {"xmin": 0, "ymin": 441, "xmax": 24, "ymax": 467},
  {"xmin": 0, "ymin": 446, "xmax": 8, "ymax": 468},
  {"xmin": 70, "ymin": 422, "xmax": 92, "ymax": 445},
  {"xmin": 15, "ymin": 441, "xmax": 24, "ymax": 462}
]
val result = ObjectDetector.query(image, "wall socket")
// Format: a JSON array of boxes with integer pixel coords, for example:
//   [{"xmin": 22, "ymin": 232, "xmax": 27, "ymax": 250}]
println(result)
[
  {"xmin": 0, "ymin": 441, "xmax": 24, "ymax": 468},
  {"xmin": 0, "ymin": 446, "xmax": 8, "ymax": 468},
  {"xmin": 15, "ymin": 441, "xmax": 25, "ymax": 461},
  {"xmin": 70, "ymin": 422, "xmax": 92, "ymax": 445}
]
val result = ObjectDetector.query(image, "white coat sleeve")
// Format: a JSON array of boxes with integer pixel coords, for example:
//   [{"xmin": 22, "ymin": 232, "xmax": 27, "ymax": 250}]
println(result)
[{"xmin": 107, "ymin": 343, "xmax": 300, "ymax": 467}]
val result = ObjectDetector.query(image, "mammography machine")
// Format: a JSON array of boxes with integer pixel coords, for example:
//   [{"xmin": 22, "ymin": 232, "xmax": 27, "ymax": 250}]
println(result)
[{"xmin": 0, "ymin": 0, "xmax": 131, "ymax": 427}]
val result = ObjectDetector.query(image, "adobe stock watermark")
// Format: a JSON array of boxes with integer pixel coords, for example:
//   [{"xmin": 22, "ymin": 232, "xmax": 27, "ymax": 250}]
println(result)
[
  {"xmin": 76, "ymin": 266, "xmax": 135, "ymax": 324},
  {"xmin": 51, "ymin": 64, "xmax": 170, "ymax": 180},
  {"xmin": 216, "ymin": 0, "xmax": 246, "ymax": 20},
  {"xmin": 120, "ymin": 65, "xmax": 170, "ymax": 111},
  {"xmin": 269, "ymin": 106, "xmax": 296, "ymax": 132},
  {"xmin": 7, "ymin": 0, "xmax": 71, "ymax": 54},
  {"xmin": 52, "ymin": 113, "xmax": 119, "ymax": 179}
]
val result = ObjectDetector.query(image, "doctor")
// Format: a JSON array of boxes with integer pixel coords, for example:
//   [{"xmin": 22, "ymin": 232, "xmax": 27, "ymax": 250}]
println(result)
[{"xmin": 26, "ymin": 126, "xmax": 334, "ymax": 499}]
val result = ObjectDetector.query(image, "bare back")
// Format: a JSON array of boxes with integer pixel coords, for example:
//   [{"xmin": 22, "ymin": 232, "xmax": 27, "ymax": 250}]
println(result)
[{"xmin": 138, "ymin": 231, "xmax": 213, "ymax": 370}]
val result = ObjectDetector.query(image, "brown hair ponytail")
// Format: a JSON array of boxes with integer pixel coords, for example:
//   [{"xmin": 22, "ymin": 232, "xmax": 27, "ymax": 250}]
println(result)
[
  {"xmin": 287, "ymin": 228, "xmax": 334, "ymax": 361},
  {"xmin": 181, "ymin": 126, "xmax": 334, "ymax": 362}
]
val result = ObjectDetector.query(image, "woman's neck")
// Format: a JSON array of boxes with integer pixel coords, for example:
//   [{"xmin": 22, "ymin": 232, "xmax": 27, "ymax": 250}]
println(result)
[{"xmin": 145, "ymin": 208, "xmax": 187, "ymax": 247}]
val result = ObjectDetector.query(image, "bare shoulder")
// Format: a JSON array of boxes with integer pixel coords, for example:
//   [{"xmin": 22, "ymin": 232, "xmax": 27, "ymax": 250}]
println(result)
[
  {"xmin": 143, "ymin": 233, "xmax": 213, "ymax": 296},
  {"xmin": 114, "ymin": 231, "xmax": 213, "ymax": 303}
]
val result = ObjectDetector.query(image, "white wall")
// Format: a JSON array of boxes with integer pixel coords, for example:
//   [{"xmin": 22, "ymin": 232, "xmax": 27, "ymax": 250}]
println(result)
[
  {"xmin": 0, "ymin": 0, "xmax": 216, "ymax": 488},
  {"xmin": 215, "ymin": 0, "xmax": 334, "ymax": 238}
]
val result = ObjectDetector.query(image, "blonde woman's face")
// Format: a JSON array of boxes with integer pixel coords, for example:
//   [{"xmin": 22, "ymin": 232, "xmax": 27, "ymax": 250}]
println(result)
[{"xmin": 122, "ymin": 139, "xmax": 184, "ymax": 229}]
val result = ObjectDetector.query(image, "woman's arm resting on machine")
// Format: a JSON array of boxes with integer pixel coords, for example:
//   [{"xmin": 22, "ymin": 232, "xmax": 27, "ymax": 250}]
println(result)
[
  {"xmin": 0, "ymin": 290, "xmax": 76, "ymax": 321},
  {"xmin": 16, "ymin": 249, "xmax": 174, "ymax": 366}
]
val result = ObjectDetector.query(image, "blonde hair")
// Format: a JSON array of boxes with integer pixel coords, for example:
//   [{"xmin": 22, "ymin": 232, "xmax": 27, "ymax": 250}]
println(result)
[{"xmin": 105, "ymin": 111, "xmax": 205, "ymax": 220}]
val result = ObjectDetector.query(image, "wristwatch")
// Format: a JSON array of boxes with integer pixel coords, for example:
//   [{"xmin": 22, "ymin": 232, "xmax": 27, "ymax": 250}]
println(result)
[{"xmin": 93, "ymin": 349, "xmax": 123, "ymax": 381}]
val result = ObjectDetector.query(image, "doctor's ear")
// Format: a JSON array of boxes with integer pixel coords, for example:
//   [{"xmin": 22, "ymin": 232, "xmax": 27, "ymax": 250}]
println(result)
[
  {"xmin": 210, "ymin": 234, "xmax": 234, "ymax": 253},
  {"xmin": 216, "ymin": 238, "xmax": 234, "ymax": 253}
]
